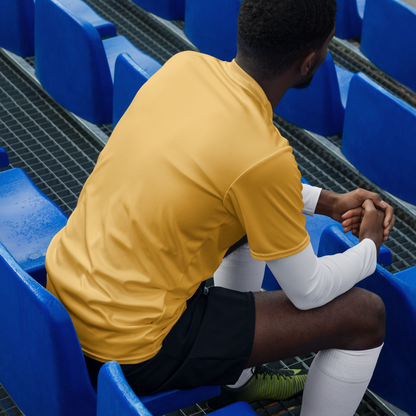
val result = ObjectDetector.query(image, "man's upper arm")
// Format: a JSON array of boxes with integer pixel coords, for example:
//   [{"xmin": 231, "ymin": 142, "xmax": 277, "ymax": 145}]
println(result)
[{"xmin": 223, "ymin": 147, "xmax": 309, "ymax": 261}]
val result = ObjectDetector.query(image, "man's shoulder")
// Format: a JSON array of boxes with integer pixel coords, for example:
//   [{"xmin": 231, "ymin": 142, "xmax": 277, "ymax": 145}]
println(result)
[{"xmin": 165, "ymin": 51, "xmax": 222, "ymax": 68}]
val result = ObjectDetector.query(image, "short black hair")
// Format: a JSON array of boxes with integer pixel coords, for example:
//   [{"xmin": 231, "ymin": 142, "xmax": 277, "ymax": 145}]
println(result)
[{"xmin": 237, "ymin": 0, "xmax": 337, "ymax": 78}]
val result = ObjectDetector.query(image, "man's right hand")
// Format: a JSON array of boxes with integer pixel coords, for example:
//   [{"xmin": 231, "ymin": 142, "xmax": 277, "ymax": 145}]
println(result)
[{"xmin": 359, "ymin": 199, "xmax": 385, "ymax": 256}]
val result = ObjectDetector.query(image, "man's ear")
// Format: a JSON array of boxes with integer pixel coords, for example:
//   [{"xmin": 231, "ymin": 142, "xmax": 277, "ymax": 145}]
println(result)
[{"xmin": 300, "ymin": 52, "xmax": 316, "ymax": 76}]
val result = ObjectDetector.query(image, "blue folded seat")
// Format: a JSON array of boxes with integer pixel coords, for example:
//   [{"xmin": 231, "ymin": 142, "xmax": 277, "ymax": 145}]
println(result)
[
  {"xmin": 35, "ymin": 0, "xmax": 161, "ymax": 124},
  {"xmin": 341, "ymin": 73, "xmax": 416, "ymax": 205},
  {"xmin": 360, "ymin": 0, "xmax": 416, "ymax": 93},
  {"xmin": 97, "ymin": 361, "xmax": 253, "ymax": 416},
  {"xmin": 335, "ymin": 0, "xmax": 366, "ymax": 39},
  {"xmin": 0, "ymin": 147, "xmax": 68, "ymax": 286},
  {"xmin": 318, "ymin": 224, "xmax": 416, "ymax": 415},
  {"xmin": 130, "ymin": 0, "xmax": 185, "ymax": 20},
  {"xmin": 275, "ymin": 52, "xmax": 354, "ymax": 137}
]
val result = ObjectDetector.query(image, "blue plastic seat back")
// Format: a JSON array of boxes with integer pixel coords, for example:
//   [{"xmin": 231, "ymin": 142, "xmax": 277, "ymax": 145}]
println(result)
[
  {"xmin": 0, "ymin": 168, "xmax": 68, "ymax": 286},
  {"xmin": 97, "ymin": 362, "xmax": 253, "ymax": 416},
  {"xmin": 274, "ymin": 52, "xmax": 353, "ymax": 137},
  {"xmin": 360, "ymin": 0, "xmax": 416, "ymax": 93},
  {"xmin": 0, "ymin": 0, "xmax": 35, "ymax": 56},
  {"xmin": 335, "ymin": 0, "xmax": 365, "ymax": 39},
  {"xmin": 0, "ymin": 242, "xmax": 97, "ymax": 416},
  {"xmin": 113, "ymin": 52, "xmax": 162, "ymax": 127},
  {"xmin": 130, "ymin": 0, "xmax": 185, "ymax": 20},
  {"xmin": 341, "ymin": 72, "xmax": 416, "ymax": 205},
  {"xmin": 317, "ymin": 224, "xmax": 416, "ymax": 415},
  {"xmin": 184, "ymin": 0, "xmax": 242, "ymax": 61},
  {"xmin": 35, "ymin": 0, "xmax": 114, "ymax": 124}
]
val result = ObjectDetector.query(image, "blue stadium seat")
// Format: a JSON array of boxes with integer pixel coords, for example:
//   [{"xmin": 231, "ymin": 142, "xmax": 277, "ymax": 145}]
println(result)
[
  {"xmin": 184, "ymin": 0, "xmax": 242, "ymax": 61},
  {"xmin": 275, "ymin": 52, "xmax": 354, "ymax": 136},
  {"xmin": 97, "ymin": 361, "xmax": 254, "ymax": 416},
  {"xmin": 317, "ymin": 224, "xmax": 416, "ymax": 415},
  {"xmin": 360, "ymin": 0, "xmax": 416, "ymax": 93},
  {"xmin": 0, "ymin": 0, "xmax": 35, "ymax": 56},
  {"xmin": 113, "ymin": 52, "xmax": 162, "ymax": 127},
  {"xmin": 0, "ymin": 241, "xmax": 97, "ymax": 416},
  {"xmin": 341, "ymin": 73, "xmax": 416, "ymax": 205},
  {"xmin": 35, "ymin": 0, "xmax": 160, "ymax": 124},
  {"xmin": 262, "ymin": 177, "xmax": 392, "ymax": 291},
  {"xmin": 0, "ymin": 148, "xmax": 68, "ymax": 286},
  {"xmin": 0, "ymin": 0, "xmax": 115, "ymax": 58},
  {"xmin": 0, "ymin": 242, "xmax": 222, "ymax": 416},
  {"xmin": 130, "ymin": 0, "xmax": 185, "ymax": 20},
  {"xmin": 335, "ymin": 0, "xmax": 366, "ymax": 39}
]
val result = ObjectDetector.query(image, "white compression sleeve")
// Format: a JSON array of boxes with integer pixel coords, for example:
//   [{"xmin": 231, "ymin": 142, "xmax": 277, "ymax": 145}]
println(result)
[
  {"xmin": 266, "ymin": 240, "xmax": 377, "ymax": 310},
  {"xmin": 301, "ymin": 345, "xmax": 383, "ymax": 416},
  {"xmin": 214, "ymin": 184, "xmax": 320, "ymax": 293},
  {"xmin": 214, "ymin": 243, "xmax": 265, "ymax": 293},
  {"xmin": 301, "ymin": 183, "xmax": 322, "ymax": 217}
]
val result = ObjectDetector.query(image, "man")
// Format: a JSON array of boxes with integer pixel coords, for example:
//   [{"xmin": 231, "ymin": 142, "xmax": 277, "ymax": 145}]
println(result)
[{"xmin": 45, "ymin": 0, "xmax": 395, "ymax": 415}]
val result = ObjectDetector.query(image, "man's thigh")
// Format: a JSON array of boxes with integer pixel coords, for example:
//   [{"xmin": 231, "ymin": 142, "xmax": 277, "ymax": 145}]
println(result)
[{"xmin": 247, "ymin": 287, "xmax": 385, "ymax": 368}]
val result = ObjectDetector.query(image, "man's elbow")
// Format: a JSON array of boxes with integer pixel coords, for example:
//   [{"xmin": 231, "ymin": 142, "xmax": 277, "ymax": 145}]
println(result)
[{"xmin": 286, "ymin": 293, "xmax": 326, "ymax": 311}]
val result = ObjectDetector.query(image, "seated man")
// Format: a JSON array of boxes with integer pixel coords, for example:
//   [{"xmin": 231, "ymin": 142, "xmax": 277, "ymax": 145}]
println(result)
[{"xmin": 45, "ymin": 0, "xmax": 395, "ymax": 414}]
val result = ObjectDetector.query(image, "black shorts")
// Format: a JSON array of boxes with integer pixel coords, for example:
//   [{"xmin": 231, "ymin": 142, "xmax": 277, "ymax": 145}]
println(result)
[{"xmin": 85, "ymin": 281, "xmax": 255, "ymax": 395}]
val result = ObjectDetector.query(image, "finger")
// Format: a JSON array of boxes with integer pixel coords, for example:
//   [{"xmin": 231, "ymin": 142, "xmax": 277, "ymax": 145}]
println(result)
[
  {"xmin": 341, "ymin": 216, "xmax": 362, "ymax": 228},
  {"xmin": 342, "ymin": 207, "xmax": 363, "ymax": 220},
  {"xmin": 362, "ymin": 199, "xmax": 377, "ymax": 210},
  {"xmin": 382, "ymin": 205, "xmax": 395, "ymax": 229},
  {"xmin": 343, "ymin": 224, "xmax": 360, "ymax": 234}
]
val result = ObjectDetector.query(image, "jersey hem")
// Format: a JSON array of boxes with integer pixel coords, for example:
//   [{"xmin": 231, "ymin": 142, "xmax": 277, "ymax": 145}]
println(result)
[{"xmin": 250, "ymin": 235, "xmax": 310, "ymax": 261}]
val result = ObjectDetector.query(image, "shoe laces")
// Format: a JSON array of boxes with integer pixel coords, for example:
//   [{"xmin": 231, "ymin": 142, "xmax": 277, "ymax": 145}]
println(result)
[{"xmin": 253, "ymin": 365, "xmax": 292, "ymax": 380}]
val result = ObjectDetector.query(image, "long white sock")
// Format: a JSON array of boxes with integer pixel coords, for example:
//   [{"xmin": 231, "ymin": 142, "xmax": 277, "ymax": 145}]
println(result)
[
  {"xmin": 214, "ymin": 243, "xmax": 265, "ymax": 292},
  {"xmin": 214, "ymin": 243, "xmax": 265, "ymax": 388},
  {"xmin": 300, "ymin": 344, "xmax": 383, "ymax": 416}
]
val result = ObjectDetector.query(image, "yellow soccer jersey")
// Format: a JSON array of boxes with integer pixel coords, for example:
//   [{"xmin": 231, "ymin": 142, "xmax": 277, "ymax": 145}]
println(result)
[{"xmin": 46, "ymin": 51, "xmax": 309, "ymax": 364}]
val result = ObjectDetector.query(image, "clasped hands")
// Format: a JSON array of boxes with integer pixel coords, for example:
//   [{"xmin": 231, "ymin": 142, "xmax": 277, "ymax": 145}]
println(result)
[{"xmin": 316, "ymin": 188, "xmax": 395, "ymax": 255}]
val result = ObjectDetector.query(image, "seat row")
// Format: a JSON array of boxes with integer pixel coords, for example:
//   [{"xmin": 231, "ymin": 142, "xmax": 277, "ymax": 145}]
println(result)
[
  {"xmin": 0, "ymin": 0, "xmax": 162, "ymax": 125},
  {"xmin": 133, "ymin": 0, "xmax": 416, "ymax": 94},
  {"xmin": 1, "ymin": 0, "xmax": 415, "ymax": 209},
  {"xmin": 1, "ymin": 150, "xmax": 415, "ymax": 414}
]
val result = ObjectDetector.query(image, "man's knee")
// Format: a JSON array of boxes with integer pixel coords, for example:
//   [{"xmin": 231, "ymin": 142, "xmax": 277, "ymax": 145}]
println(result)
[{"xmin": 349, "ymin": 287, "xmax": 386, "ymax": 348}]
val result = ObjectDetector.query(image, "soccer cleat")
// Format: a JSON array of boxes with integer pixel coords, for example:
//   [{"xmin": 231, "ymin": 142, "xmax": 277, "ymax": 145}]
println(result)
[{"xmin": 206, "ymin": 365, "xmax": 307, "ymax": 410}]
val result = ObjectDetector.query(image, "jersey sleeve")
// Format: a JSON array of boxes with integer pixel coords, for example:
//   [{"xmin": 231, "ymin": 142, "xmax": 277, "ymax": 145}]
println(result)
[{"xmin": 223, "ymin": 147, "xmax": 310, "ymax": 261}]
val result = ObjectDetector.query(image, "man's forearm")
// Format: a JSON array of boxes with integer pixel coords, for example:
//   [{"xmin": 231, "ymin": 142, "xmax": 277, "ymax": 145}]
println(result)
[{"xmin": 314, "ymin": 189, "xmax": 339, "ymax": 218}]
